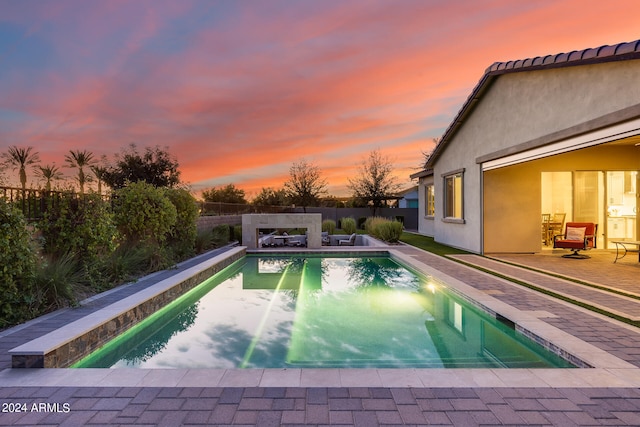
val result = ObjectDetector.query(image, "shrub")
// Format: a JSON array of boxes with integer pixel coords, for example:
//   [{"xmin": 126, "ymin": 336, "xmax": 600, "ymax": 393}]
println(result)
[
  {"xmin": 113, "ymin": 181, "xmax": 177, "ymax": 244},
  {"xmin": 357, "ymin": 216, "xmax": 368, "ymax": 230},
  {"xmin": 0, "ymin": 201, "xmax": 38, "ymax": 327},
  {"xmin": 92, "ymin": 242, "xmax": 152, "ymax": 288},
  {"xmin": 33, "ymin": 252, "xmax": 84, "ymax": 310},
  {"xmin": 212, "ymin": 224, "xmax": 231, "ymax": 247},
  {"xmin": 376, "ymin": 220, "xmax": 403, "ymax": 243},
  {"xmin": 195, "ymin": 228, "xmax": 214, "ymax": 253},
  {"xmin": 364, "ymin": 216, "xmax": 403, "ymax": 243},
  {"xmin": 322, "ymin": 219, "xmax": 336, "ymax": 234},
  {"xmin": 232, "ymin": 225, "xmax": 242, "ymax": 243},
  {"xmin": 165, "ymin": 188, "xmax": 198, "ymax": 259},
  {"xmin": 38, "ymin": 193, "xmax": 118, "ymax": 265},
  {"xmin": 340, "ymin": 217, "xmax": 356, "ymax": 234}
]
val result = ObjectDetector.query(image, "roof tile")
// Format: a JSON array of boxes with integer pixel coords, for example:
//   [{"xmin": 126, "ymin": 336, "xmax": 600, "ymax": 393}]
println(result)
[
  {"xmin": 615, "ymin": 41, "xmax": 637, "ymax": 54},
  {"xmin": 582, "ymin": 48, "xmax": 598, "ymax": 60},
  {"xmin": 489, "ymin": 40, "xmax": 640, "ymax": 72}
]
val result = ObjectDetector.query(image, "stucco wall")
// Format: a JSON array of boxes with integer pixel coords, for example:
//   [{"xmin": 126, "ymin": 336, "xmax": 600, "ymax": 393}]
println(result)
[
  {"xmin": 416, "ymin": 175, "xmax": 435, "ymax": 237},
  {"xmin": 242, "ymin": 213, "xmax": 322, "ymax": 249},
  {"xmin": 483, "ymin": 144, "xmax": 639, "ymax": 253},
  {"xmin": 432, "ymin": 60, "xmax": 640, "ymax": 253}
]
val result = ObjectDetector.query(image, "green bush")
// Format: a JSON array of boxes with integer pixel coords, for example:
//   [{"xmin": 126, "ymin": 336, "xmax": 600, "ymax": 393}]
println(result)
[
  {"xmin": 113, "ymin": 181, "xmax": 177, "ymax": 244},
  {"xmin": 376, "ymin": 220, "xmax": 403, "ymax": 243},
  {"xmin": 33, "ymin": 252, "xmax": 84, "ymax": 310},
  {"xmin": 340, "ymin": 217, "xmax": 356, "ymax": 234},
  {"xmin": 364, "ymin": 216, "xmax": 384, "ymax": 235},
  {"xmin": 195, "ymin": 228, "xmax": 214, "ymax": 253},
  {"xmin": 364, "ymin": 217, "xmax": 403, "ymax": 243},
  {"xmin": 322, "ymin": 219, "xmax": 336, "ymax": 234},
  {"xmin": 92, "ymin": 242, "xmax": 152, "ymax": 288},
  {"xmin": 357, "ymin": 217, "xmax": 368, "ymax": 230},
  {"xmin": 38, "ymin": 193, "xmax": 118, "ymax": 265},
  {"xmin": 212, "ymin": 224, "xmax": 231, "ymax": 247},
  {"xmin": 165, "ymin": 188, "xmax": 198, "ymax": 259},
  {"xmin": 232, "ymin": 225, "xmax": 242, "ymax": 243},
  {"xmin": 0, "ymin": 201, "xmax": 38, "ymax": 327}
]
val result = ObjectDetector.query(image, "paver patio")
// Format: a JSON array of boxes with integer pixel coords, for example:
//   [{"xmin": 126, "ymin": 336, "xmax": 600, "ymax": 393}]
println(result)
[{"xmin": 1, "ymin": 245, "xmax": 640, "ymax": 425}]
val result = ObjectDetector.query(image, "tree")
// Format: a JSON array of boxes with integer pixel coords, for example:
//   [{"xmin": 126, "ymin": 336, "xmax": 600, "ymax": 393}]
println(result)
[
  {"xmin": 252, "ymin": 187, "xmax": 290, "ymax": 206},
  {"xmin": 2, "ymin": 146, "xmax": 40, "ymax": 192},
  {"xmin": 36, "ymin": 164, "xmax": 64, "ymax": 192},
  {"xmin": 102, "ymin": 144, "xmax": 181, "ymax": 190},
  {"xmin": 283, "ymin": 159, "xmax": 327, "ymax": 212},
  {"xmin": 90, "ymin": 155, "xmax": 110, "ymax": 196},
  {"xmin": 348, "ymin": 149, "xmax": 401, "ymax": 216},
  {"xmin": 202, "ymin": 184, "xmax": 248, "ymax": 204},
  {"xmin": 420, "ymin": 138, "xmax": 439, "ymax": 168},
  {"xmin": 65, "ymin": 149, "xmax": 96, "ymax": 195}
]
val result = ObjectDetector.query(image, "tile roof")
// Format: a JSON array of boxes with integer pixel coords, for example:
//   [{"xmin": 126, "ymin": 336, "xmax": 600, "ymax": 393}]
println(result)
[
  {"xmin": 424, "ymin": 39, "xmax": 640, "ymax": 168},
  {"xmin": 486, "ymin": 39, "xmax": 640, "ymax": 74}
]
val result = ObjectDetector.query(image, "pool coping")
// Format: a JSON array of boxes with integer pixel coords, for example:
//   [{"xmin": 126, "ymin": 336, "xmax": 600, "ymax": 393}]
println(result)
[
  {"xmin": 6, "ymin": 244, "xmax": 640, "ymax": 388},
  {"xmin": 9, "ymin": 247, "xmax": 247, "ymax": 368}
]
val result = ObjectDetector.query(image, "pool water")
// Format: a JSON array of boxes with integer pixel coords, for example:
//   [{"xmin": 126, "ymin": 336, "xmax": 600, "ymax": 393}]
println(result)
[{"xmin": 74, "ymin": 255, "xmax": 575, "ymax": 369}]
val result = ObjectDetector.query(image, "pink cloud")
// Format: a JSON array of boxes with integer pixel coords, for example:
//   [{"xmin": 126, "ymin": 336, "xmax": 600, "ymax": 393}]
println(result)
[{"xmin": 2, "ymin": 0, "xmax": 640, "ymax": 194}]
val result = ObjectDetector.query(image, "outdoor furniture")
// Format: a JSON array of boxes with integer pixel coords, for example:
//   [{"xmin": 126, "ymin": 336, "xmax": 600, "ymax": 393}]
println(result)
[
  {"xmin": 548, "ymin": 213, "xmax": 566, "ymax": 243},
  {"xmin": 287, "ymin": 235, "xmax": 307, "ymax": 247},
  {"xmin": 612, "ymin": 240, "xmax": 640, "ymax": 263},
  {"xmin": 272, "ymin": 235, "xmax": 290, "ymax": 246},
  {"xmin": 541, "ymin": 214, "xmax": 551, "ymax": 245},
  {"xmin": 338, "ymin": 233, "xmax": 356, "ymax": 246},
  {"xmin": 321, "ymin": 231, "xmax": 330, "ymax": 246},
  {"xmin": 553, "ymin": 222, "xmax": 597, "ymax": 259}
]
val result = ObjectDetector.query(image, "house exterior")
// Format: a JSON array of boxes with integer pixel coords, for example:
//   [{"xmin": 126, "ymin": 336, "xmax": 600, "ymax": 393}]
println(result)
[
  {"xmin": 412, "ymin": 40, "xmax": 640, "ymax": 254},
  {"xmin": 396, "ymin": 186, "xmax": 419, "ymax": 209}
]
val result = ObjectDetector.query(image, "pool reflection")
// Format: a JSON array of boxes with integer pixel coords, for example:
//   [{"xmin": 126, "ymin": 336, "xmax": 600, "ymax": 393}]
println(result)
[{"xmin": 73, "ymin": 256, "xmax": 574, "ymax": 369}]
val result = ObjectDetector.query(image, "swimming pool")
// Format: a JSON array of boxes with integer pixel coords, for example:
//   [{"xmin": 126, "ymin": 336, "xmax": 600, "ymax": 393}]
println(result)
[{"xmin": 73, "ymin": 255, "xmax": 574, "ymax": 369}]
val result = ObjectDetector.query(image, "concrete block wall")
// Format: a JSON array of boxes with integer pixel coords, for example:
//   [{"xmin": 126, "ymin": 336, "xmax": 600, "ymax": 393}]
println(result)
[{"xmin": 196, "ymin": 215, "xmax": 242, "ymax": 232}]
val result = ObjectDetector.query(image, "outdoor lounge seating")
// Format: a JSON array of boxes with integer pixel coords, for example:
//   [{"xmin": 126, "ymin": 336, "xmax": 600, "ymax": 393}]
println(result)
[
  {"xmin": 321, "ymin": 231, "xmax": 330, "ymax": 245},
  {"xmin": 338, "ymin": 233, "xmax": 356, "ymax": 246},
  {"xmin": 553, "ymin": 222, "xmax": 597, "ymax": 259}
]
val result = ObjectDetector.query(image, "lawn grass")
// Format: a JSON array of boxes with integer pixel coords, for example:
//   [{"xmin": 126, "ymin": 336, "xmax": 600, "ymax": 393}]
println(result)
[{"xmin": 399, "ymin": 231, "xmax": 470, "ymax": 256}]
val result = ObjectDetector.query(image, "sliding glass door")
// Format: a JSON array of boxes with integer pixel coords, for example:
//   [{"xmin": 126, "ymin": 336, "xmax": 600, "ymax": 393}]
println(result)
[{"xmin": 542, "ymin": 171, "xmax": 637, "ymax": 249}]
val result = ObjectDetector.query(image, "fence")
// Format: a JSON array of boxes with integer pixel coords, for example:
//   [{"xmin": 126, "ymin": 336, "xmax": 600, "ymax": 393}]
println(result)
[
  {"xmin": 1, "ymin": 186, "xmax": 77, "ymax": 221},
  {"xmin": 198, "ymin": 201, "xmax": 292, "ymax": 216}
]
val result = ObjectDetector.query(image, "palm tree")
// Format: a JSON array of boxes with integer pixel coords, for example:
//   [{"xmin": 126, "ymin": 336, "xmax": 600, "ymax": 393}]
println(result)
[
  {"xmin": 2, "ymin": 146, "xmax": 40, "ymax": 192},
  {"xmin": 90, "ymin": 163, "xmax": 108, "ymax": 195},
  {"xmin": 65, "ymin": 149, "xmax": 95, "ymax": 195},
  {"xmin": 36, "ymin": 164, "xmax": 64, "ymax": 192}
]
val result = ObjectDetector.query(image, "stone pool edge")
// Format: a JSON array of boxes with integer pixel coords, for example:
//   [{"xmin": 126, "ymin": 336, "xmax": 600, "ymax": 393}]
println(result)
[
  {"xmin": 389, "ymin": 250, "xmax": 636, "ymax": 371},
  {"xmin": 9, "ymin": 247, "xmax": 247, "ymax": 368}
]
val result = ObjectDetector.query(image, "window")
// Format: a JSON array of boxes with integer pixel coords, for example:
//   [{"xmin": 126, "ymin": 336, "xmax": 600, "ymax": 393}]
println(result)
[
  {"xmin": 443, "ymin": 170, "xmax": 463, "ymax": 220},
  {"xmin": 425, "ymin": 184, "xmax": 435, "ymax": 217}
]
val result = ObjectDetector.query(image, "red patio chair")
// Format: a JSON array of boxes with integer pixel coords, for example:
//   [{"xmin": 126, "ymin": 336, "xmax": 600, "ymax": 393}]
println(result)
[{"xmin": 553, "ymin": 222, "xmax": 598, "ymax": 259}]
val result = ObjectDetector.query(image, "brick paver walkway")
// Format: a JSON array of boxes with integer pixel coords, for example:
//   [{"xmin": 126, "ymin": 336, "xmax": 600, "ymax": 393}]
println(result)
[
  {"xmin": 2, "ymin": 386, "xmax": 640, "ymax": 426},
  {"xmin": 449, "ymin": 254, "xmax": 640, "ymax": 321},
  {"xmin": 2, "ymin": 245, "xmax": 640, "ymax": 425}
]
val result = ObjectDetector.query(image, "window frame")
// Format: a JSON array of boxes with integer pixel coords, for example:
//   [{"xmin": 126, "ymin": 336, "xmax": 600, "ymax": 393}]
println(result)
[
  {"xmin": 442, "ymin": 168, "xmax": 465, "ymax": 223},
  {"xmin": 425, "ymin": 184, "xmax": 435, "ymax": 218}
]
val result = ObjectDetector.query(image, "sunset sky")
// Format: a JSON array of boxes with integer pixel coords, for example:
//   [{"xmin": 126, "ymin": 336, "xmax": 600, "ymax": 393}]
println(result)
[{"xmin": 1, "ymin": 0, "xmax": 639, "ymax": 198}]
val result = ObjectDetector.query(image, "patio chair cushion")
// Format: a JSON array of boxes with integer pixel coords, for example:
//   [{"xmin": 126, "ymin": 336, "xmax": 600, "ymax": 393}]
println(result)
[{"xmin": 565, "ymin": 226, "xmax": 586, "ymax": 241}]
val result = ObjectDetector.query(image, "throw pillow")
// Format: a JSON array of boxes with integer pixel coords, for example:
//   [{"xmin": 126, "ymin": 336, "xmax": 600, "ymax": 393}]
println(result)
[{"xmin": 566, "ymin": 226, "xmax": 586, "ymax": 241}]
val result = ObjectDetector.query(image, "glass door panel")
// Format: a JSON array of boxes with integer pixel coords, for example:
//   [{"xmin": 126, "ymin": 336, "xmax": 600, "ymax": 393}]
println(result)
[{"xmin": 606, "ymin": 171, "xmax": 637, "ymax": 248}]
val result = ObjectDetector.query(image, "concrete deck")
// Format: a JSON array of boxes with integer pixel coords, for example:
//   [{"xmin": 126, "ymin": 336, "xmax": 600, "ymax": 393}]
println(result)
[{"xmin": 1, "ymin": 246, "xmax": 640, "ymax": 425}]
